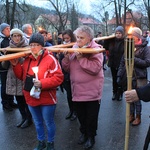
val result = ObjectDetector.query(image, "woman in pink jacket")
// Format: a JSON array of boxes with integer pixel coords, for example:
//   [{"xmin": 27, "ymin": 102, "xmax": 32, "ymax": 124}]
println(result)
[
  {"xmin": 10, "ymin": 33, "xmax": 64, "ymax": 150},
  {"xmin": 62, "ymin": 25, "xmax": 104, "ymax": 150}
]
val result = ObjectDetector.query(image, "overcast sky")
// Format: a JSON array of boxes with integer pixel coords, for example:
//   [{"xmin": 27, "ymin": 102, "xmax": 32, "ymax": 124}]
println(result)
[
  {"xmin": 28, "ymin": 0, "xmax": 92, "ymax": 15},
  {"xmin": 78, "ymin": 0, "xmax": 92, "ymax": 14}
]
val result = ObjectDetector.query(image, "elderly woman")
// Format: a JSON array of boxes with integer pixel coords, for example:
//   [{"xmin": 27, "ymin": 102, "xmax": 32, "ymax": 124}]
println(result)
[
  {"xmin": 62, "ymin": 25, "xmax": 104, "ymax": 149},
  {"xmin": 2, "ymin": 28, "xmax": 32, "ymax": 128},
  {"xmin": 10, "ymin": 33, "xmax": 64, "ymax": 150}
]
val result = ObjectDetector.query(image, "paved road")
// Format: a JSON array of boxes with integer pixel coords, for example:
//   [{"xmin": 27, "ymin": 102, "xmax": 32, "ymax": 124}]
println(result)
[{"xmin": 0, "ymin": 68, "xmax": 149, "ymax": 150}]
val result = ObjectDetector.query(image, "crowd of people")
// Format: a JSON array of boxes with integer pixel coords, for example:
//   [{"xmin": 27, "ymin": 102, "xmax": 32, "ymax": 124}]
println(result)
[{"xmin": 0, "ymin": 22, "xmax": 149, "ymax": 150}]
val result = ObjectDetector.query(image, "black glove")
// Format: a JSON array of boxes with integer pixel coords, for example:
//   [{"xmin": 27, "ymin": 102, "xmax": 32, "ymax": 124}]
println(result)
[
  {"xmin": 134, "ymin": 57, "xmax": 139, "ymax": 65},
  {"xmin": 117, "ymin": 77, "xmax": 121, "ymax": 86}
]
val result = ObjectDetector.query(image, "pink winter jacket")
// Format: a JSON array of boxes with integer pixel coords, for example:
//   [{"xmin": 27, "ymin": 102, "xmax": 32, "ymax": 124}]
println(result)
[{"xmin": 62, "ymin": 40, "xmax": 104, "ymax": 102}]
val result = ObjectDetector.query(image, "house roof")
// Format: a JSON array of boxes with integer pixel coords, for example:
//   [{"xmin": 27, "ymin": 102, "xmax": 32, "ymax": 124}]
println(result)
[
  {"xmin": 107, "ymin": 11, "xmax": 143, "ymax": 25},
  {"xmin": 107, "ymin": 17, "xmax": 117, "ymax": 24},
  {"xmin": 79, "ymin": 18, "xmax": 100, "ymax": 24},
  {"xmin": 39, "ymin": 14, "xmax": 100, "ymax": 25}
]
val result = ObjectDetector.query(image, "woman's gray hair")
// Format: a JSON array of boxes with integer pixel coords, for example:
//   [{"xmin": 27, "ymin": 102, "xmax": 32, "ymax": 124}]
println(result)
[{"xmin": 74, "ymin": 25, "xmax": 94, "ymax": 40}]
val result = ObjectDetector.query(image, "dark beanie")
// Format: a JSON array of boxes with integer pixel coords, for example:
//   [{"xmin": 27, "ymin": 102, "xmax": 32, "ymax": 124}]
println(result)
[
  {"xmin": 29, "ymin": 33, "xmax": 44, "ymax": 47},
  {"xmin": 115, "ymin": 26, "xmax": 124, "ymax": 35},
  {"xmin": 0, "ymin": 23, "xmax": 10, "ymax": 32}
]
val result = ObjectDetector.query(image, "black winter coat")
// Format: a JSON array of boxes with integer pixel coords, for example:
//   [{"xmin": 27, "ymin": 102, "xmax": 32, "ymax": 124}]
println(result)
[
  {"xmin": 59, "ymin": 53, "xmax": 70, "ymax": 82},
  {"xmin": 103, "ymin": 37, "xmax": 124, "ymax": 68},
  {"xmin": 0, "ymin": 33, "xmax": 10, "ymax": 71},
  {"xmin": 134, "ymin": 39, "xmax": 150, "ymax": 79},
  {"xmin": 136, "ymin": 83, "xmax": 150, "ymax": 102},
  {"xmin": 117, "ymin": 38, "xmax": 150, "ymax": 90},
  {"xmin": 0, "ymin": 32, "xmax": 10, "ymax": 48}
]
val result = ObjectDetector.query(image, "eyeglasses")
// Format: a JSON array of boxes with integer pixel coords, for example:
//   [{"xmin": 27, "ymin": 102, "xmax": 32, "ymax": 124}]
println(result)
[
  {"xmin": 12, "ymin": 34, "xmax": 21, "ymax": 38},
  {"xmin": 29, "ymin": 44, "xmax": 40, "ymax": 48}
]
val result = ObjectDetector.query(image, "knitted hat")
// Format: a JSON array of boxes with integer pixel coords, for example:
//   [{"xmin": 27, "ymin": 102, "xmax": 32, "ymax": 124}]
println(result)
[
  {"xmin": 115, "ymin": 26, "xmax": 124, "ymax": 35},
  {"xmin": 131, "ymin": 27, "xmax": 142, "ymax": 39},
  {"xmin": 10, "ymin": 28, "xmax": 23, "ymax": 36},
  {"xmin": 29, "ymin": 33, "xmax": 44, "ymax": 47},
  {"xmin": 0, "ymin": 23, "xmax": 10, "ymax": 32}
]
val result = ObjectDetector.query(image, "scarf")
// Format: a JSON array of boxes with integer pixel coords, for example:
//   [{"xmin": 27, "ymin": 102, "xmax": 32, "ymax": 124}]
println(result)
[
  {"xmin": 31, "ymin": 50, "xmax": 43, "ymax": 59},
  {"xmin": 9, "ymin": 37, "xmax": 28, "ymax": 48}
]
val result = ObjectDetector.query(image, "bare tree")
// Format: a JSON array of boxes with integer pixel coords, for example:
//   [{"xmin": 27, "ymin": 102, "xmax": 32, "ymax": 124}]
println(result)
[
  {"xmin": 91, "ymin": 1, "xmax": 111, "ymax": 35},
  {"xmin": 92, "ymin": 0, "xmax": 138, "ymax": 33},
  {"xmin": 0, "ymin": 1, "xmax": 5, "ymax": 22},
  {"xmin": 123, "ymin": 0, "xmax": 136, "ymax": 32},
  {"xmin": 22, "ymin": 5, "xmax": 48, "ymax": 30},
  {"xmin": 69, "ymin": 4, "xmax": 78, "ymax": 31},
  {"xmin": 102, "ymin": 11, "xmax": 109, "ymax": 35},
  {"xmin": 92, "ymin": 0, "xmax": 123, "ymax": 26},
  {"xmin": 47, "ymin": 0, "xmax": 71, "ymax": 32},
  {"xmin": 114, "ymin": 0, "xmax": 122, "ymax": 25},
  {"xmin": 142, "ymin": 0, "xmax": 150, "ymax": 29},
  {"xmin": 105, "ymin": 0, "xmax": 136, "ymax": 29},
  {"xmin": 0, "ymin": 0, "xmax": 30, "ymax": 28}
]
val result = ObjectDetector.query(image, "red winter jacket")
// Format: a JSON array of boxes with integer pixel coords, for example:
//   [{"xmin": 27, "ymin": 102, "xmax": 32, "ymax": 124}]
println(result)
[{"xmin": 13, "ymin": 49, "xmax": 64, "ymax": 106}]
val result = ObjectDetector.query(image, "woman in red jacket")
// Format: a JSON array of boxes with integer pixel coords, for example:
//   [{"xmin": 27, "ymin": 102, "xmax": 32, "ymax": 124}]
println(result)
[{"xmin": 10, "ymin": 33, "xmax": 64, "ymax": 150}]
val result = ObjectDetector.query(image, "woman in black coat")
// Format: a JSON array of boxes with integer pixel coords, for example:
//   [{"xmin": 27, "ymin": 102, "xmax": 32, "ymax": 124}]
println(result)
[
  {"xmin": 103, "ymin": 26, "xmax": 125, "ymax": 101},
  {"xmin": 59, "ymin": 29, "xmax": 77, "ymax": 121},
  {"xmin": 117, "ymin": 27, "xmax": 150, "ymax": 126}
]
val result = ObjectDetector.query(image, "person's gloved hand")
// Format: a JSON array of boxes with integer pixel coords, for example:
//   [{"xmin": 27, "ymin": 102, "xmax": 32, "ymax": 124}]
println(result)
[
  {"xmin": 134, "ymin": 57, "xmax": 139, "ymax": 65},
  {"xmin": 117, "ymin": 76, "xmax": 121, "ymax": 86}
]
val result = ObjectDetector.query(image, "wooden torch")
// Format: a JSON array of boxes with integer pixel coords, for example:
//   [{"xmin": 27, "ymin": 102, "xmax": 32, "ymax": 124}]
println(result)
[{"xmin": 124, "ymin": 27, "xmax": 134, "ymax": 150}]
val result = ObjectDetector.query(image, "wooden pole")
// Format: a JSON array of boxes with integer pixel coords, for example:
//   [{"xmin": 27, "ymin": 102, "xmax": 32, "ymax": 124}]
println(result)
[
  {"xmin": 93, "ymin": 34, "xmax": 115, "ymax": 41},
  {"xmin": 46, "ymin": 47, "xmax": 105, "ymax": 53},
  {"xmin": 0, "ymin": 47, "xmax": 105, "ymax": 62},
  {"xmin": 51, "ymin": 42, "xmax": 75, "ymax": 48},
  {"xmin": 0, "ymin": 33, "xmax": 116, "ymax": 53},
  {"xmin": 0, "ymin": 50, "xmax": 31, "ymax": 62},
  {"xmin": 124, "ymin": 35, "xmax": 134, "ymax": 150},
  {"xmin": 1, "ymin": 35, "xmax": 119, "ymax": 62},
  {"xmin": 0, "ymin": 43, "xmax": 76, "ymax": 52},
  {"xmin": 0, "ymin": 47, "xmax": 105, "ymax": 53}
]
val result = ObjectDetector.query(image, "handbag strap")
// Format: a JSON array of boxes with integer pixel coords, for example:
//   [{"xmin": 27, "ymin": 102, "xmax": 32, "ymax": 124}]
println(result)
[{"xmin": 26, "ymin": 59, "xmax": 32, "ymax": 74}]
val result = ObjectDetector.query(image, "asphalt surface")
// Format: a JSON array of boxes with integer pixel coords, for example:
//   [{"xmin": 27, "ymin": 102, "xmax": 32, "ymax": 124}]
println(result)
[{"xmin": 0, "ymin": 68, "xmax": 149, "ymax": 150}]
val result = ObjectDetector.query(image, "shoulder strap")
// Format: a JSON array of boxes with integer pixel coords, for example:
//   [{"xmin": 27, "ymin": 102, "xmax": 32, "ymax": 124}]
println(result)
[{"xmin": 27, "ymin": 59, "xmax": 32, "ymax": 73}]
